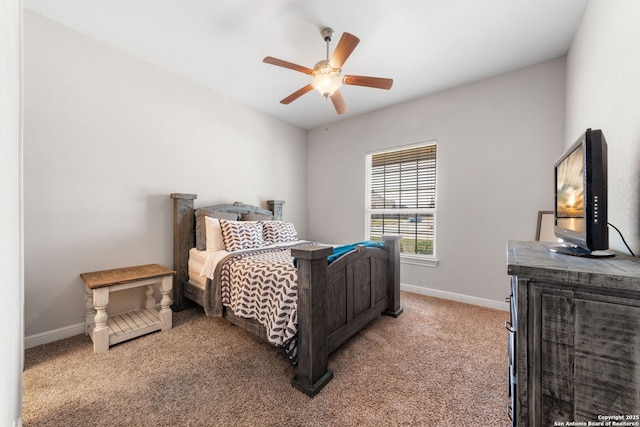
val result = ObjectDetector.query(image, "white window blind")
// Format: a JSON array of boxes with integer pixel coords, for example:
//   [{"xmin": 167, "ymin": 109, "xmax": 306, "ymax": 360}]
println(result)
[{"xmin": 366, "ymin": 143, "xmax": 437, "ymax": 256}]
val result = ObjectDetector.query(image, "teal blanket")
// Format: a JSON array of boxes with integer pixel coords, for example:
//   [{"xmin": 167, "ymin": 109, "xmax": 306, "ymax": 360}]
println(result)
[
  {"xmin": 327, "ymin": 240, "xmax": 384, "ymax": 263},
  {"xmin": 293, "ymin": 241, "xmax": 384, "ymax": 267}
]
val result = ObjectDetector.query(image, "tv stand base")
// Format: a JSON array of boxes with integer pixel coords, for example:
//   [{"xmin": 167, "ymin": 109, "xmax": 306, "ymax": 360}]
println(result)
[{"xmin": 547, "ymin": 243, "xmax": 615, "ymax": 258}]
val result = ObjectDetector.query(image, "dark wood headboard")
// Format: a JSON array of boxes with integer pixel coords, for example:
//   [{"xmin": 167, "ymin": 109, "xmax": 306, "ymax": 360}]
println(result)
[{"xmin": 169, "ymin": 193, "xmax": 284, "ymax": 310}]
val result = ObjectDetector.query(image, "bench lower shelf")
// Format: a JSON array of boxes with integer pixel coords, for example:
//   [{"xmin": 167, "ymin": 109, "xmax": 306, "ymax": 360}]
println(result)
[{"xmin": 88, "ymin": 308, "xmax": 162, "ymax": 347}]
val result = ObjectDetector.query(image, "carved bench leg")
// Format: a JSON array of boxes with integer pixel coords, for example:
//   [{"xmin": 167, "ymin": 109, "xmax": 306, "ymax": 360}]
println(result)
[
  {"xmin": 159, "ymin": 275, "xmax": 173, "ymax": 331},
  {"xmin": 92, "ymin": 288, "xmax": 109, "ymax": 354},
  {"xmin": 145, "ymin": 284, "xmax": 155, "ymax": 309},
  {"xmin": 85, "ymin": 286, "xmax": 95, "ymax": 335}
]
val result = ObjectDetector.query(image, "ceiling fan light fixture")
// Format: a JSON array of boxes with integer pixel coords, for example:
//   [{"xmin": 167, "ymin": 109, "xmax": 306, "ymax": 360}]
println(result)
[{"xmin": 311, "ymin": 60, "xmax": 342, "ymax": 97}]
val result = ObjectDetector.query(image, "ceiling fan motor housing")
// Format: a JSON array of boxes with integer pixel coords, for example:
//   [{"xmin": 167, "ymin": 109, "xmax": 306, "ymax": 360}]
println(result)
[{"xmin": 321, "ymin": 27, "xmax": 334, "ymax": 42}]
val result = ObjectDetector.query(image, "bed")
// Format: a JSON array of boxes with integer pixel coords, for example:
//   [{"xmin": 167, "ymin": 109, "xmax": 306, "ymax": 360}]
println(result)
[{"xmin": 170, "ymin": 193, "xmax": 403, "ymax": 396}]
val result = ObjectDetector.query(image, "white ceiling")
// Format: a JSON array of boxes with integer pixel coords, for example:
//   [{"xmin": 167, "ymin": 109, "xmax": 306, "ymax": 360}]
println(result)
[{"xmin": 24, "ymin": 0, "xmax": 588, "ymax": 130}]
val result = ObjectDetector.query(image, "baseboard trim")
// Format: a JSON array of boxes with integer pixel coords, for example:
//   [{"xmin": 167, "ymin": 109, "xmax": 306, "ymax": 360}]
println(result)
[
  {"xmin": 401, "ymin": 283, "xmax": 509, "ymax": 312},
  {"xmin": 25, "ymin": 287, "xmax": 507, "ymax": 348},
  {"xmin": 25, "ymin": 322, "xmax": 85, "ymax": 350}
]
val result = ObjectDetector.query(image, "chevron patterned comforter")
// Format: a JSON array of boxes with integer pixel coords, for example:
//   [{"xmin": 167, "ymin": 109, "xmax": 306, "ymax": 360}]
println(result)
[{"xmin": 217, "ymin": 242, "xmax": 314, "ymax": 362}]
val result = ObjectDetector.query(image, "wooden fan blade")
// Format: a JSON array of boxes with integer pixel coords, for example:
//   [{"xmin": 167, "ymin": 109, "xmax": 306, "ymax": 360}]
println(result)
[
  {"xmin": 343, "ymin": 75, "xmax": 393, "ymax": 90},
  {"xmin": 330, "ymin": 90, "xmax": 348, "ymax": 115},
  {"xmin": 329, "ymin": 32, "xmax": 360, "ymax": 69},
  {"xmin": 263, "ymin": 56, "xmax": 313, "ymax": 75},
  {"xmin": 280, "ymin": 84, "xmax": 314, "ymax": 104}
]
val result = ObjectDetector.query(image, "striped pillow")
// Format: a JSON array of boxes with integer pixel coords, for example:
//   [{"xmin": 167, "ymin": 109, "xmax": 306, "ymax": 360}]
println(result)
[
  {"xmin": 261, "ymin": 221, "xmax": 298, "ymax": 245},
  {"xmin": 219, "ymin": 220, "xmax": 264, "ymax": 251}
]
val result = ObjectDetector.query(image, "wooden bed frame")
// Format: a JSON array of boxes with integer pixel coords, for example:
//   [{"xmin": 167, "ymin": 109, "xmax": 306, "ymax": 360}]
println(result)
[{"xmin": 170, "ymin": 193, "xmax": 403, "ymax": 397}]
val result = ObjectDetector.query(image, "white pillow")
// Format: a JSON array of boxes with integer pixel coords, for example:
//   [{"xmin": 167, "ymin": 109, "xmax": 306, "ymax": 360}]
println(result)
[{"xmin": 204, "ymin": 216, "xmax": 225, "ymax": 252}]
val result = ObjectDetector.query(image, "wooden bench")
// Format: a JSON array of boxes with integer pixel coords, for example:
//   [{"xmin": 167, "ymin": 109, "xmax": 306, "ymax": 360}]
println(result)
[{"xmin": 81, "ymin": 264, "xmax": 175, "ymax": 353}]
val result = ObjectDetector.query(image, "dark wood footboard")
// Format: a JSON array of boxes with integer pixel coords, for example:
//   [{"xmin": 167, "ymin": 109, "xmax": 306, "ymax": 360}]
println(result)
[{"xmin": 291, "ymin": 235, "xmax": 403, "ymax": 397}]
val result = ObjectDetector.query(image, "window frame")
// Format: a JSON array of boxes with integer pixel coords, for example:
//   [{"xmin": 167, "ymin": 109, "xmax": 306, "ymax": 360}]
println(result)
[{"xmin": 364, "ymin": 140, "xmax": 439, "ymax": 266}]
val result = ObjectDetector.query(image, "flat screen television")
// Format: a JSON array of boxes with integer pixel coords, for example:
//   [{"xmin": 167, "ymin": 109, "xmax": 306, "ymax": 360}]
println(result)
[{"xmin": 550, "ymin": 128, "xmax": 612, "ymax": 257}]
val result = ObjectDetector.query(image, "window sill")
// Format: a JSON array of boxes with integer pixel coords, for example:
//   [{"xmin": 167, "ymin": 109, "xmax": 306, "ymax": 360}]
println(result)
[{"xmin": 401, "ymin": 254, "xmax": 438, "ymax": 268}]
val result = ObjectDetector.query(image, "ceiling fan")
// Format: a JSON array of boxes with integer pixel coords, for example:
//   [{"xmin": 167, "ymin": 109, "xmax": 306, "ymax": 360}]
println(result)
[{"xmin": 263, "ymin": 27, "xmax": 393, "ymax": 115}]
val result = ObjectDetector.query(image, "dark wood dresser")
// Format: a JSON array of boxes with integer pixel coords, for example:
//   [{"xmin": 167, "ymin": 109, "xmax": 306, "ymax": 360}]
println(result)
[{"xmin": 506, "ymin": 240, "xmax": 640, "ymax": 426}]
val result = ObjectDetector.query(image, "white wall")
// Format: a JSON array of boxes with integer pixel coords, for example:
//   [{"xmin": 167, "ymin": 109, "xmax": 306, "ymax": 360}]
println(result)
[
  {"xmin": 566, "ymin": 0, "xmax": 640, "ymax": 254},
  {"xmin": 307, "ymin": 58, "xmax": 567, "ymax": 306},
  {"xmin": 1, "ymin": 0, "xmax": 24, "ymax": 424},
  {"xmin": 23, "ymin": 11, "xmax": 307, "ymax": 339}
]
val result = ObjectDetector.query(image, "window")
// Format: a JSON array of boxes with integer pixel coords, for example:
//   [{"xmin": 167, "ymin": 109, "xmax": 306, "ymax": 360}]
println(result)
[{"xmin": 365, "ymin": 142, "xmax": 437, "ymax": 260}]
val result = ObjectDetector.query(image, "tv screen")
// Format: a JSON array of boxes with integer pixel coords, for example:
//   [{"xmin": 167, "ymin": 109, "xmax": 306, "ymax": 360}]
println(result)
[
  {"xmin": 556, "ymin": 144, "xmax": 585, "ymax": 234},
  {"xmin": 551, "ymin": 128, "xmax": 610, "ymax": 257}
]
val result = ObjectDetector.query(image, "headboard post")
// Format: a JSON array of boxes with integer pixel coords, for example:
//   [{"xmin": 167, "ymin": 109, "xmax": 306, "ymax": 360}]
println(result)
[
  {"xmin": 267, "ymin": 200, "xmax": 284, "ymax": 221},
  {"xmin": 170, "ymin": 193, "xmax": 197, "ymax": 311}
]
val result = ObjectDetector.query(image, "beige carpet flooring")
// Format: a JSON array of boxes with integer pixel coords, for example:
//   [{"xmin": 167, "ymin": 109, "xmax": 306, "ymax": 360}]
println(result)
[{"xmin": 23, "ymin": 292, "xmax": 511, "ymax": 426}]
